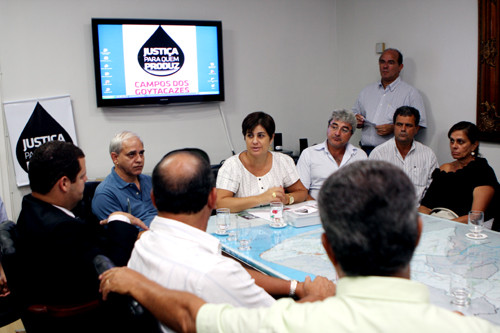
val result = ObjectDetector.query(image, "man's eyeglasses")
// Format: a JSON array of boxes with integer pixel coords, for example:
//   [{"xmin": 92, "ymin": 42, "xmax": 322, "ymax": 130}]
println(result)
[{"xmin": 329, "ymin": 123, "xmax": 352, "ymax": 134}]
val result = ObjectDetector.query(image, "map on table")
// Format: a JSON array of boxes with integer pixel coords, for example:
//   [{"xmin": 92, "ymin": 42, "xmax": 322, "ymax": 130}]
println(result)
[
  {"xmin": 260, "ymin": 228, "xmax": 337, "ymax": 281},
  {"xmin": 213, "ymin": 213, "xmax": 500, "ymax": 324},
  {"xmin": 411, "ymin": 216, "xmax": 500, "ymax": 324}
]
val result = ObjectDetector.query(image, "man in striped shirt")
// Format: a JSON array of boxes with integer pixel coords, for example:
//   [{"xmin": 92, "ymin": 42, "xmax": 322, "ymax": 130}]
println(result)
[{"xmin": 370, "ymin": 106, "xmax": 438, "ymax": 203}]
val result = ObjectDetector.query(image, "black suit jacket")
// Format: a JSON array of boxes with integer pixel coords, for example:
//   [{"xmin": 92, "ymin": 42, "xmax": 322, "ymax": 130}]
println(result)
[{"xmin": 16, "ymin": 194, "xmax": 138, "ymax": 306}]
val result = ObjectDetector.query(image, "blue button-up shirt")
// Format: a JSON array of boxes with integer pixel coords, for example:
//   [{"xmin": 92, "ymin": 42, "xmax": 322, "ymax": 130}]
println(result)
[{"xmin": 92, "ymin": 167, "xmax": 157, "ymax": 228}]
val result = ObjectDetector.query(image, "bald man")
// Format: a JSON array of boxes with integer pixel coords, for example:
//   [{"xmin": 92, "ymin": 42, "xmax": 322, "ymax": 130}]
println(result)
[{"xmin": 126, "ymin": 149, "xmax": 331, "ymax": 333}]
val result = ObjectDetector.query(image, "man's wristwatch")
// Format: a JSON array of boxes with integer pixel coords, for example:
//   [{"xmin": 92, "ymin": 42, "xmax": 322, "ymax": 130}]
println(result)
[
  {"xmin": 287, "ymin": 194, "xmax": 294, "ymax": 205},
  {"xmin": 289, "ymin": 280, "xmax": 298, "ymax": 297}
]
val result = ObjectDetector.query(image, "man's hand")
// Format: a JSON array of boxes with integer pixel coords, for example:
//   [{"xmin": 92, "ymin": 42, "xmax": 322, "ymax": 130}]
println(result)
[
  {"xmin": 0, "ymin": 264, "xmax": 11, "ymax": 297},
  {"xmin": 297, "ymin": 276, "xmax": 336, "ymax": 303},
  {"xmin": 101, "ymin": 212, "xmax": 149, "ymax": 230},
  {"xmin": 99, "ymin": 267, "xmax": 138, "ymax": 300},
  {"xmin": 355, "ymin": 114, "xmax": 365, "ymax": 128},
  {"xmin": 100, "ymin": 266, "xmax": 204, "ymax": 333},
  {"xmin": 262, "ymin": 187, "xmax": 286, "ymax": 205},
  {"xmin": 375, "ymin": 124, "xmax": 394, "ymax": 136}
]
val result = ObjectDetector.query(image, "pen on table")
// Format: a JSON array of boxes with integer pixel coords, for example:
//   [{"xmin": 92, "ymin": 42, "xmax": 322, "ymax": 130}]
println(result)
[{"xmin": 127, "ymin": 198, "xmax": 131, "ymax": 214}]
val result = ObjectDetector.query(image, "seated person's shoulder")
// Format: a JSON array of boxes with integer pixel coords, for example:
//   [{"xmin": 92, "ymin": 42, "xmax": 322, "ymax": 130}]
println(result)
[
  {"xmin": 273, "ymin": 151, "xmax": 294, "ymax": 164},
  {"xmin": 368, "ymin": 145, "xmax": 384, "ymax": 159},
  {"xmin": 440, "ymin": 163, "xmax": 453, "ymax": 172},
  {"xmin": 356, "ymin": 148, "xmax": 368, "ymax": 159},
  {"xmin": 139, "ymin": 173, "xmax": 153, "ymax": 182},
  {"xmin": 94, "ymin": 173, "xmax": 114, "ymax": 191},
  {"xmin": 217, "ymin": 155, "xmax": 241, "ymax": 174}
]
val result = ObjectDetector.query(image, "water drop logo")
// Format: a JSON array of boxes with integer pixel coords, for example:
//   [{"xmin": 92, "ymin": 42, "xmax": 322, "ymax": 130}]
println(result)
[
  {"xmin": 138, "ymin": 26, "xmax": 185, "ymax": 76},
  {"xmin": 15, "ymin": 102, "xmax": 73, "ymax": 172}
]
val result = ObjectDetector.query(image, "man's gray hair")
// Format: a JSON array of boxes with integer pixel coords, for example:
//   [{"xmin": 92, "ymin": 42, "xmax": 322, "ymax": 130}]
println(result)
[
  {"xmin": 328, "ymin": 109, "xmax": 357, "ymax": 134},
  {"xmin": 109, "ymin": 131, "xmax": 143, "ymax": 154},
  {"xmin": 318, "ymin": 160, "xmax": 419, "ymax": 277}
]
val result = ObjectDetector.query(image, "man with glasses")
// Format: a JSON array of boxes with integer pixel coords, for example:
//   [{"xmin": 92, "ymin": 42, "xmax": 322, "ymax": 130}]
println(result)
[
  {"xmin": 297, "ymin": 109, "xmax": 367, "ymax": 200},
  {"xmin": 92, "ymin": 131, "xmax": 157, "ymax": 228}
]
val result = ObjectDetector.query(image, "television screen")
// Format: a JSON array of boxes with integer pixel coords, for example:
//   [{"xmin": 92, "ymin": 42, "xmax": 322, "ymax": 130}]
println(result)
[{"xmin": 91, "ymin": 18, "xmax": 224, "ymax": 107}]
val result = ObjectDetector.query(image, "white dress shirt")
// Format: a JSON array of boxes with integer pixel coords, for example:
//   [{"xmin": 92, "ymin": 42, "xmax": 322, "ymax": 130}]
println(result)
[
  {"xmin": 370, "ymin": 138, "xmax": 438, "ymax": 202},
  {"xmin": 128, "ymin": 216, "xmax": 275, "ymax": 332},
  {"xmin": 297, "ymin": 141, "xmax": 367, "ymax": 199},
  {"xmin": 197, "ymin": 276, "xmax": 499, "ymax": 333},
  {"xmin": 353, "ymin": 77, "xmax": 427, "ymax": 147}
]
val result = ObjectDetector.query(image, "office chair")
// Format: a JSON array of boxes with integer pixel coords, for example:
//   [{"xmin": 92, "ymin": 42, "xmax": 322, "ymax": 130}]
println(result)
[
  {"xmin": 72, "ymin": 181, "xmax": 101, "ymax": 227},
  {"xmin": 0, "ymin": 220, "xmax": 22, "ymax": 328},
  {"xmin": 491, "ymin": 184, "xmax": 500, "ymax": 232},
  {"xmin": 0, "ymin": 220, "xmax": 160, "ymax": 333}
]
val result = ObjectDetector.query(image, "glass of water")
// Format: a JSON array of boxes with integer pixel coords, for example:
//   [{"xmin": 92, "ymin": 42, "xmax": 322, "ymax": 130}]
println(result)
[
  {"xmin": 227, "ymin": 215, "xmax": 238, "ymax": 241},
  {"xmin": 215, "ymin": 208, "xmax": 230, "ymax": 235},
  {"xmin": 238, "ymin": 220, "xmax": 251, "ymax": 250},
  {"xmin": 269, "ymin": 202, "xmax": 286, "ymax": 228},
  {"xmin": 466, "ymin": 210, "xmax": 486, "ymax": 239},
  {"xmin": 450, "ymin": 266, "xmax": 471, "ymax": 306}
]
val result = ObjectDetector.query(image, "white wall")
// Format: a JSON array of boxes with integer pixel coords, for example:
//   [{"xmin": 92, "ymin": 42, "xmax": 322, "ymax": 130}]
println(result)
[
  {"xmin": 336, "ymin": 0, "xmax": 500, "ymax": 172},
  {"xmin": 0, "ymin": 0, "xmax": 338, "ymax": 219},
  {"xmin": 1, "ymin": 0, "xmax": 498, "ymax": 220}
]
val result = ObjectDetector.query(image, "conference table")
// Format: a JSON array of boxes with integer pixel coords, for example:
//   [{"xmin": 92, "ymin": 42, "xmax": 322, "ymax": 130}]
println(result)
[{"xmin": 208, "ymin": 203, "xmax": 500, "ymax": 325}]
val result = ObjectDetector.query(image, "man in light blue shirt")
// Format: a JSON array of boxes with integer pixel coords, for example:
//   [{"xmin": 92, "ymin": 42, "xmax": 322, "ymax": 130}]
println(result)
[
  {"xmin": 92, "ymin": 131, "xmax": 157, "ymax": 228},
  {"xmin": 297, "ymin": 109, "xmax": 367, "ymax": 199},
  {"xmin": 353, "ymin": 48, "xmax": 426, "ymax": 155}
]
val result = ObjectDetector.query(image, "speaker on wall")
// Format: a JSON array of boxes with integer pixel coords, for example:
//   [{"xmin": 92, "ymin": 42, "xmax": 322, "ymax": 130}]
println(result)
[
  {"xmin": 274, "ymin": 133, "xmax": 283, "ymax": 151},
  {"xmin": 299, "ymin": 138, "xmax": 308, "ymax": 155}
]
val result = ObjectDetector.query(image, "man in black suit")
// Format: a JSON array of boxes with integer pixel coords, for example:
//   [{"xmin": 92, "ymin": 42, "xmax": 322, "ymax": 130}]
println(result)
[{"xmin": 16, "ymin": 141, "xmax": 145, "ymax": 332}]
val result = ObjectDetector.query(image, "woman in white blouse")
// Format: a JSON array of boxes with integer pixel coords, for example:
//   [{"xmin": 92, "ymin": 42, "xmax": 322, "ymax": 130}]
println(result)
[{"xmin": 216, "ymin": 112, "xmax": 308, "ymax": 212}]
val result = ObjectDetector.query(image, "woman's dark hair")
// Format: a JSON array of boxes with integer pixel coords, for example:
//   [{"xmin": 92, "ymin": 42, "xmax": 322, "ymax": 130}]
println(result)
[
  {"xmin": 241, "ymin": 112, "xmax": 275, "ymax": 137},
  {"xmin": 448, "ymin": 121, "xmax": 480, "ymax": 155}
]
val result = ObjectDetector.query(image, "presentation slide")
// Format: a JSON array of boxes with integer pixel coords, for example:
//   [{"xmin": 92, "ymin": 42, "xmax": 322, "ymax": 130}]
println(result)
[{"xmin": 97, "ymin": 24, "xmax": 220, "ymax": 100}]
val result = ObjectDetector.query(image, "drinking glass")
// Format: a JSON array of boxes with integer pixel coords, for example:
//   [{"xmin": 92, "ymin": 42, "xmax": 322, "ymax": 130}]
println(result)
[
  {"xmin": 270, "ymin": 202, "xmax": 286, "ymax": 228},
  {"xmin": 238, "ymin": 220, "xmax": 251, "ymax": 250},
  {"xmin": 227, "ymin": 215, "xmax": 238, "ymax": 241},
  {"xmin": 449, "ymin": 266, "xmax": 471, "ymax": 306},
  {"xmin": 216, "ymin": 208, "xmax": 230, "ymax": 235},
  {"xmin": 466, "ymin": 210, "xmax": 486, "ymax": 239}
]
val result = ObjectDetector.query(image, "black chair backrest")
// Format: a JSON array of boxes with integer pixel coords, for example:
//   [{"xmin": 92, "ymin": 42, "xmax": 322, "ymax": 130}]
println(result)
[
  {"xmin": 72, "ymin": 181, "xmax": 101, "ymax": 227},
  {"xmin": 0, "ymin": 221, "xmax": 21, "ymax": 297},
  {"xmin": 491, "ymin": 184, "xmax": 500, "ymax": 231},
  {"xmin": 0, "ymin": 220, "xmax": 160, "ymax": 332},
  {"xmin": 0, "ymin": 220, "xmax": 17, "ymax": 258},
  {"xmin": 0, "ymin": 220, "xmax": 22, "ymax": 327}
]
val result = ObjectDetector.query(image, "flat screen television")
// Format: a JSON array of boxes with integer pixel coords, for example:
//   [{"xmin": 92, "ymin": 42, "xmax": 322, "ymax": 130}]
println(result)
[{"xmin": 91, "ymin": 18, "xmax": 224, "ymax": 107}]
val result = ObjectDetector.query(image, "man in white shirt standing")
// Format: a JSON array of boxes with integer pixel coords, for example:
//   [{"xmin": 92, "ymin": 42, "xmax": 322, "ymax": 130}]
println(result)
[
  {"xmin": 370, "ymin": 106, "xmax": 438, "ymax": 203},
  {"xmin": 297, "ymin": 109, "xmax": 367, "ymax": 199},
  {"xmin": 353, "ymin": 48, "xmax": 427, "ymax": 155}
]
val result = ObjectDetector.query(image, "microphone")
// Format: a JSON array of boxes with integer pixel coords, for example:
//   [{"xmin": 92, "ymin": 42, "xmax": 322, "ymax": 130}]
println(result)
[
  {"xmin": 94, "ymin": 254, "xmax": 114, "ymax": 275},
  {"xmin": 93, "ymin": 255, "xmax": 146, "ymax": 317}
]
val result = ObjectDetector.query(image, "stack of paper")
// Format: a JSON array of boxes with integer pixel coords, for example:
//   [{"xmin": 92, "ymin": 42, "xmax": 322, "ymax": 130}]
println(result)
[{"xmin": 285, "ymin": 203, "xmax": 321, "ymax": 228}]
